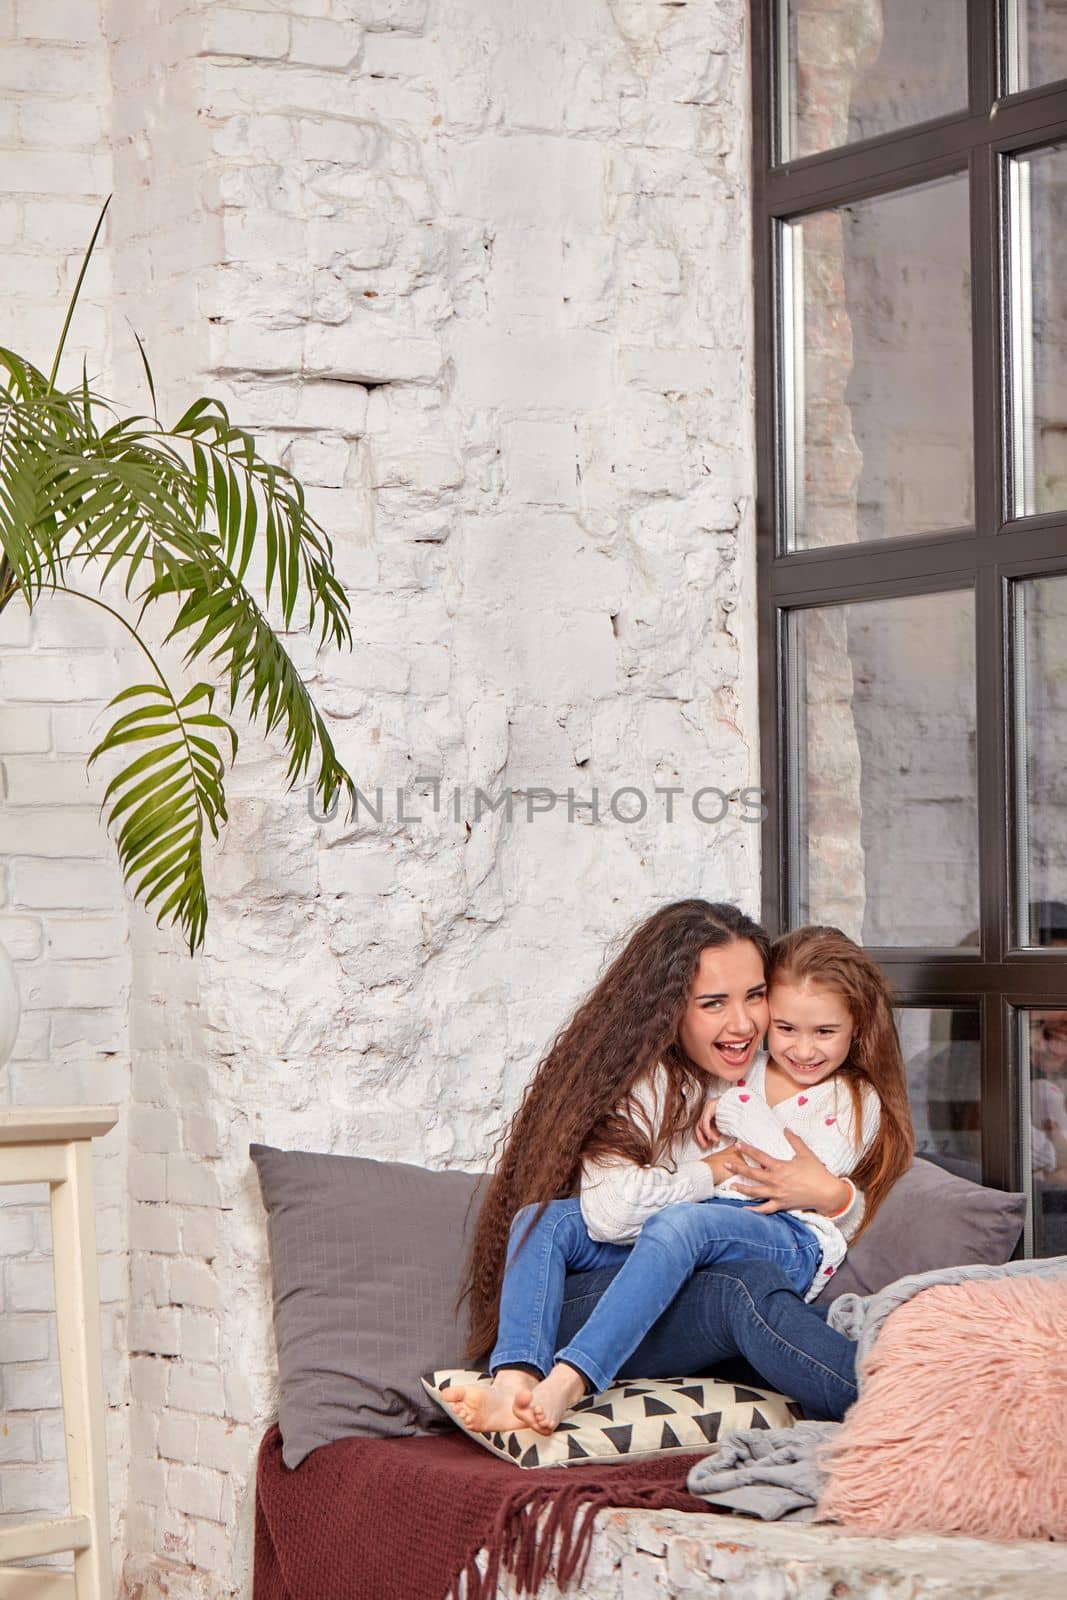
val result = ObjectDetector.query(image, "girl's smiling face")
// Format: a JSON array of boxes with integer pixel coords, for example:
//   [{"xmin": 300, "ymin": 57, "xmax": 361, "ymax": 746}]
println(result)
[
  {"xmin": 767, "ymin": 978, "xmax": 855, "ymax": 1091},
  {"xmin": 678, "ymin": 940, "xmax": 769, "ymax": 1082}
]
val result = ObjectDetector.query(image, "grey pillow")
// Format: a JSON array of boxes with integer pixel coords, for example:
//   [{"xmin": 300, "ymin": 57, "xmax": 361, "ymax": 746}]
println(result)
[
  {"xmin": 251, "ymin": 1143, "xmax": 484, "ymax": 1468},
  {"xmin": 814, "ymin": 1158, "xmax": 1026, "ymax": 1304}
]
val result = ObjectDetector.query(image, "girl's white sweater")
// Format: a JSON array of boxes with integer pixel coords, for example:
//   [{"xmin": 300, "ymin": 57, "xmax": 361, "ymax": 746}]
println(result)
[{"xmin": 580, "ymin": 1054, "xmax": 876, "ymax": 1291}]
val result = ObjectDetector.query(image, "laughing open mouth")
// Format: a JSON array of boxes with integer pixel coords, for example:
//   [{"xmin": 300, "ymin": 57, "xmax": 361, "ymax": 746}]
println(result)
[{"xmin": 716, "ymin": 1039, "xmax": 753, "ymax": 1061}]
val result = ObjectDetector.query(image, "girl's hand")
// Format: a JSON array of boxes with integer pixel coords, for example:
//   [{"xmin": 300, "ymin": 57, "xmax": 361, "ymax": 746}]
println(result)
[
  {"xmin": 702, "ymin": 1145, "xmax": 736, "ymax": 1184},
  {"xmin": 721, "ymin": 1130, "xmax": 852, "ymax": 1216},
  {"xmin": 694, "ymin": 1101, "xmax": 719, "ymax": 1149}
]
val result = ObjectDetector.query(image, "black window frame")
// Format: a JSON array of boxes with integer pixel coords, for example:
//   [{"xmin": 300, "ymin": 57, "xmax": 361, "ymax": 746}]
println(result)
[{"xmin": 752, "ymin": 0, "xmax": 1067, "ymax": 1199}]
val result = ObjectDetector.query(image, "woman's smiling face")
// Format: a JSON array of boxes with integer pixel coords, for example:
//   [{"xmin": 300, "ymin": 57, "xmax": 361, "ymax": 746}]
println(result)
[{"xmin": 678, "ymin": 940, "xmax": 769, "ymax": 1081}]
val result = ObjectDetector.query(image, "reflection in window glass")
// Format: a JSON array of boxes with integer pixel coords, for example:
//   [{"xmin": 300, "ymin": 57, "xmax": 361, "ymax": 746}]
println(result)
[
  {"xmin": 790, "ymin": 590, "xmax": 978, "ymax": 946},
  {"xmin": 781, "ymin": 177, "xmax": 973, "ymax": 550},
  {"xmin": 1006, "ymin": 1, "xmax": 1067, "ymax": 93},
  {"xmin": 897, "ymin": 1007, "xmax": 981, "ymax": 1181},
  {"xmin": 778, "ymin": 0, "xmax": 968, "ymax": 161},
  {"xmin": 1007, "ymin": 145, "xmax": 1067, "ymax": 517},
  {"xmin": 1021, "ymin": 1007, "xmax": 1067, "ymax": 1257},
  {"xmin": 1014, "ymin": 576, "xmax": 1067, "ymax": 939}
]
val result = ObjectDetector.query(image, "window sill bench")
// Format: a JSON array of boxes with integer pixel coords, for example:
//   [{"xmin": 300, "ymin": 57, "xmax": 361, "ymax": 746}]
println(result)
[{"xmin": 488, "ymin": 1506, "xmax": 1067, "ymax": 1599}]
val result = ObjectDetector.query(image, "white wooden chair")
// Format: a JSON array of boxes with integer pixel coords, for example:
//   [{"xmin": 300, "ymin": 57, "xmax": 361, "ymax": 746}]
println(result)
[{"xmin": 0, "ymin": 1108, "xmax": 118, "ymax": 1600}]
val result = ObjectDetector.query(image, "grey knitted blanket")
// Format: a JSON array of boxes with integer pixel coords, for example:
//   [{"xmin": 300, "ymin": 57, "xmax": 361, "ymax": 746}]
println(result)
[{"xmin": 687, "ymin": 1254, "xmax": 1067, "ymax": 1520}]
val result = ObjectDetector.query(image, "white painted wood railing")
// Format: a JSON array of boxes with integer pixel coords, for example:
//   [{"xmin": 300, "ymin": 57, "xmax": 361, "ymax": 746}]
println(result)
[{"xmin": 0, "ymin": 1109, "xmax": 118, "ymax": 1600}]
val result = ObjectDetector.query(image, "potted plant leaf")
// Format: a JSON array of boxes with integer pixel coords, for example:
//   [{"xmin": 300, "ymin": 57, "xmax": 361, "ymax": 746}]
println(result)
[{"xmin": 0, "ymin": 202, "xmax": 354, "ymax": 953}]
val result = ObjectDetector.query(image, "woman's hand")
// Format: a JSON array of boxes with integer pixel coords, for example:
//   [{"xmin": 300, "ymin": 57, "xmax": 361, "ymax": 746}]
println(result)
[{"xmin": 721, "ymin": 1131, "xmax": 851, "ymax": 1216}]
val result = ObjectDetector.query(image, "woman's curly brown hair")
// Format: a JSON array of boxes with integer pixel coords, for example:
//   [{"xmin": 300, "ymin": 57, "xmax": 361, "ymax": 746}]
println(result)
[{"xmin": 460, "ymin": 899, "xmax": 770, "ymax": 1361}]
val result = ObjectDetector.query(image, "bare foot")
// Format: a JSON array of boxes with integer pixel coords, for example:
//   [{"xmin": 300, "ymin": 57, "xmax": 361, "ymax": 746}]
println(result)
[
  {"xmin": 443, "ymin": 1369, "xmax": 531, "ymax": 1433},
  {"xmin": 522, "ymin": 1363, "xmax": 588, "ymax": 1435}
]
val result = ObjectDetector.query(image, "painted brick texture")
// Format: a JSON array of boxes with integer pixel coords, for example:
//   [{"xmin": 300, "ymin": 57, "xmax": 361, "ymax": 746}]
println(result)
[
  {"xmin": 0, "ymin": 0, "xmax": 131, "ymax": 1579},
  {"xmin": 3, "ymin": 3, "xmax": 759, "ymax": 1595}
]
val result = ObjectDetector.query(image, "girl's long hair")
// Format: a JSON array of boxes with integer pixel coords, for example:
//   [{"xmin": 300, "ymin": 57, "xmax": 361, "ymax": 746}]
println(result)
[
  {"xmin": 768, "ymin": 926, "xmax": 914, "ymax": 1235},
  {"xmin": 461, "ymin": 900, "xmax": 770, "ymax": 1360}
]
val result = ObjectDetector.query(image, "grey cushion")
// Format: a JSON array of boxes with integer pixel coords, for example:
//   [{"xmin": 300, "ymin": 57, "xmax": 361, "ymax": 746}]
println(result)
[
  {"xmin": 813, "ymin": 1158, "xmax": 1026, "ymax": 1304},
  {"xmin": 251, "ymin": 1143, "xmax": 484, "ymax": 1468}
]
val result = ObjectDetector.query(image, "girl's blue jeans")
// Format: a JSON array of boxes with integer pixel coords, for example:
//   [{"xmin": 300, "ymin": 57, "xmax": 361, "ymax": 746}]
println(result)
[{"xmin": 489, "ymin": 1197, "xmax": 853, "ymax": 1419}]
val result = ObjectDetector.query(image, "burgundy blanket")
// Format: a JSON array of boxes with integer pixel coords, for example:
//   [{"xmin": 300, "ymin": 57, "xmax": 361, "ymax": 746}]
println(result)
[{"xmin": 255, "ymin": 1424, "xmax": 707, "ymax": 1599}]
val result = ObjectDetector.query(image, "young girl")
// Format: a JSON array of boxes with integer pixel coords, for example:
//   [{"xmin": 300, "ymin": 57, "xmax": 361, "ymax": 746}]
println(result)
[{"xmin": 450, "ymin": 905, "xmax": 912, "ymax": 1434}]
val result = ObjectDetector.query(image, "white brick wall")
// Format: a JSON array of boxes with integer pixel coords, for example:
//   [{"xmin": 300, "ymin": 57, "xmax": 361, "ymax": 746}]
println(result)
[
  {"xmin": 4, "ymin": 3, "xmax": 760, "ymax": 1595},
  {"xmin": 0, "ymin": 0, "xmax": 131, "ymax": 1576}
]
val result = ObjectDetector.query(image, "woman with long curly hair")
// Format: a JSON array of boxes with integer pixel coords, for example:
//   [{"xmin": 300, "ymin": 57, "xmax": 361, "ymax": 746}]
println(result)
[{"xmin": 452, "ymin": 901, "xmax": 899, "ymax": 1434}]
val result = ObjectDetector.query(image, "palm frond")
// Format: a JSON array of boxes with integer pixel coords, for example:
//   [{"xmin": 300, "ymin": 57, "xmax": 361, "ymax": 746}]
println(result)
[
  {"xmin": 47, "ymin": 195, "xmax": 110, "ymax": 392},
  {"xmin": 142, "ymin": 552, "xmax": 354, "ymax": 814},
  {"xmin": 172, "ymin": 396, "xmax": 351, "ymax": 647},
  {"xmin": 89, "ymin": 681, "xmax": 238, "ymax": 955}
]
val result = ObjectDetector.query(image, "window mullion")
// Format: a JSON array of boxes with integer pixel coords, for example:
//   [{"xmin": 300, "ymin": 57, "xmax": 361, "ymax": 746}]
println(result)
[
  {"xmin": 971, "ymin": 142, "xmax": 1003, "ymax": 537},
  {"xmin": 762, "ymin": 104, "xmax": 1067, "ymax": 217},
  {"xmin": 981, "ymin": 993, "xmax": 1019, "ymax": 1193},
  {"xmin": 967, "ymin": 0, "xmax": 998, "ymax": 111},
  {"xmin": 971, "ymin": 117, "xmax": 1008, "ymax": 991},
  {"xmin": 976, "ymin": 562, "xmax": 1008, "ymax": 967}
]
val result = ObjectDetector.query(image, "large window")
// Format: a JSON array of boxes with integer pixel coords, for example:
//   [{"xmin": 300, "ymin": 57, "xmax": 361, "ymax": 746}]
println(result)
[{"xmin": 753, "ymin": 2, "xmax": 1067, "ymax": 1249}]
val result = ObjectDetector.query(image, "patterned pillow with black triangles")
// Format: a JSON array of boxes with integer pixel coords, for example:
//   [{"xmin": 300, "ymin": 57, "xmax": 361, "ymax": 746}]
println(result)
[{"xmin": 421, "ymin": 1369, "xmax": 799, "ymax": 1469}]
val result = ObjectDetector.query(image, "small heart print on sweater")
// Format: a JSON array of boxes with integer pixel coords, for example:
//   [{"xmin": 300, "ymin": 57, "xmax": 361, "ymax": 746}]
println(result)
[
  {"xmin": 824, "ymin": 1116, "xmax": 836, "ymax": 1125},
  {"xmin": 797, "ymin": 1096, "xmax": 808, "ymax": 1105},
  {"xmin": 823, "ymin": 1266, "xmax": 834, "ymax": 1276},
  {"xmin": 737, "ymin": 1080, "xmax": 746, "ymax": 1087},
  {"xmin": 738, "ymin": 1094, "xmax": 750, "ymax": 1102}
]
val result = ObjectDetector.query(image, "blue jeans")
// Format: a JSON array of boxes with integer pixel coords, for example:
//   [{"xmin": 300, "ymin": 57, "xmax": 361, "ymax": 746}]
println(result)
[{"xmin": 490, "ymin": 1198, "xmax": 855, "ymax": 1419}]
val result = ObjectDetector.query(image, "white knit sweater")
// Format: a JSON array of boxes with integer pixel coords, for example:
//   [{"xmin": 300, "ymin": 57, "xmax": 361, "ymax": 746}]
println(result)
[
  {"xmin": 579, "ymin": 1054, "xmax": 875, "ymax": 1294},
  {"xmin": 714, "ymin": 1055, "xmax": 881, "ymax": 1295}
]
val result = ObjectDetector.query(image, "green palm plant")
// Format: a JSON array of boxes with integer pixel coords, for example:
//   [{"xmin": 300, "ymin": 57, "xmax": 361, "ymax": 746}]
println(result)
[{"xmin": 0, "ymin": 202, "xmax": 355, "ymax": 953}]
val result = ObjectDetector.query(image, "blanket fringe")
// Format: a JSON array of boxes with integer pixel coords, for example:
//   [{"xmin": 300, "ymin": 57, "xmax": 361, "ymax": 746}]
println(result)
[{"xmin": 450, "ymin": 1476, "xmax": 699, "ymax": 1599}]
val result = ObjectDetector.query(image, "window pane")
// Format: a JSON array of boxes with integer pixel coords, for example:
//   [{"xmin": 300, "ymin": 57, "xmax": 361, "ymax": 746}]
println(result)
[
  {"xmin": 1006, "ymin": 1, "xmax": 1067, "ymax": 92},
  {"xmin": 898, "ymin": 1006, "xmax": 981, "ymax": 1180},
  {"xmin": 779, "ymin": 0, "xmax": 968, "ymax": 162},
  {"xmin": 1014, "ymin": 575, "xmax": 1067, "ymax": 942},
  {"xmin": 1021, "ymin": 1007, "xmax": 1067, "ymax": 1257},
  {"xmin": 781, "ymin": 177, "xmax": 973, "ymax": 550},
  {"xmin": 790, "ymin": 590, "xmax": 979, "ymax": 945},
  {"xmin": 1006, "ymin": 144, "xmax": 1067, "ymax": 517}
]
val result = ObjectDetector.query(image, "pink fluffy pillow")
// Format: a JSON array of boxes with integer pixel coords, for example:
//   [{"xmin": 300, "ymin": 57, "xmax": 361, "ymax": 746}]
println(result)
[{"xmin": 818, "ymin": 1275, "xmax": 1067, "ymax": 1540}]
